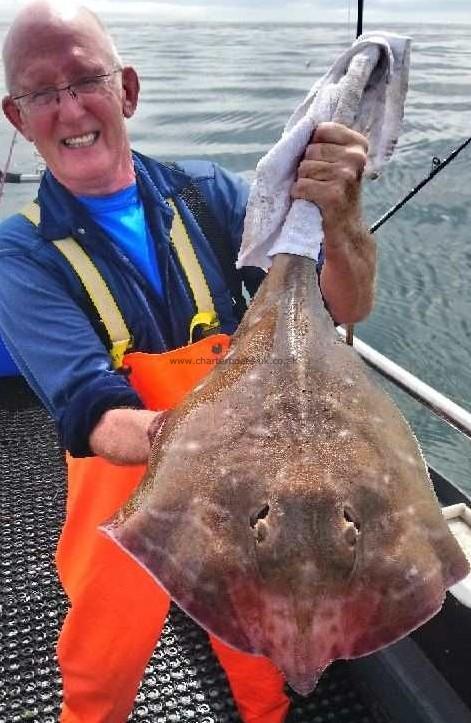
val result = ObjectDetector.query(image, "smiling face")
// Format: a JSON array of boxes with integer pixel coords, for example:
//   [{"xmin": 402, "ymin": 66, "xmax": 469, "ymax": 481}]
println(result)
[{"xmin": 2, "ymin": 5, "xmax": 139, "ymax": 195}]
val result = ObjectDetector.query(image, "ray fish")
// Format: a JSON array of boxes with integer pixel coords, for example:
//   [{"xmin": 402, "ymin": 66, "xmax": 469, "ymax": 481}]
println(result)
[{"xmin": 102, "ymin": 253, "xmax": 469, "ymax": 695}]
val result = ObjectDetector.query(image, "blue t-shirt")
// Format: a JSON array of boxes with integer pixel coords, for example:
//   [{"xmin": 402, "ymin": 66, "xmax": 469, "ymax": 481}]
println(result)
[{"xmin": 77, "ymin": 183, "xmax": 163, "ymax": 297}]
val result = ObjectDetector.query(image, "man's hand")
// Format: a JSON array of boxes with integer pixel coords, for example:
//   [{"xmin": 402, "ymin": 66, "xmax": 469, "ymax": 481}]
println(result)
[
  {"xmin": 291, "ymin": 121, "xmax": 367, "ymax": 231},
  {"xmin": 89, "ymin": 408, "xmax": 166, "ymax": 465},
  {"xmin": 291, "ymin": 121, "xmax": 376, "ymax": 325}
]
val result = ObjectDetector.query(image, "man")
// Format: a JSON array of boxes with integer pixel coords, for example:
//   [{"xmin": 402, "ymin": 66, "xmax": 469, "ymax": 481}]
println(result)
[{"xmin": 0, "ymin": 2, "xmax": 376, "ymax": 721}]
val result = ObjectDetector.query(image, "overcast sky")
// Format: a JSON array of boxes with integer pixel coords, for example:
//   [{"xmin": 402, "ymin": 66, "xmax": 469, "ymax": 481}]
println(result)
[{"xmin": 1, "ymin": 0, "xmax": 470, "ymax": 24}]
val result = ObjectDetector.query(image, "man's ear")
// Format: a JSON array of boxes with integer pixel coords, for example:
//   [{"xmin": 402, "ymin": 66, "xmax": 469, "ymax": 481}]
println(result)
[
  {"xmin": 121, "ymin": 67, "xmax": 140, "ymax": 119},
  {"xmin": 2, "ymin": 96, "xmax": 34, "ymax": 141}
]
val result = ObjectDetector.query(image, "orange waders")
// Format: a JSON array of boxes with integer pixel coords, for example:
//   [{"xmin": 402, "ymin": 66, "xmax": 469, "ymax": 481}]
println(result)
[{"xmin": 55, "ymin": 335, "xmax": 290, "ymax": 723}]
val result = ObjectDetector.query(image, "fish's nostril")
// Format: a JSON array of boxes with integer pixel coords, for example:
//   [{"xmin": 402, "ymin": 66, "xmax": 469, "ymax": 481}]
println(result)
[
  {"xmin": 250, "ymin": 505, "xmax": 270, "ymax": 545},
  {"xmin": 250, "ymin": 503, "xmax": 270, "ymax": 529},
  {"xmin": 344, "ymin": 507, "xmax": 361, "ymax": 533}
]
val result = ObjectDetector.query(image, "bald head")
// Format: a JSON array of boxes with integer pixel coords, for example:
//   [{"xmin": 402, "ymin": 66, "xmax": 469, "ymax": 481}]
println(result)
[{"xmin": 2, "ymin": 1, "xmax": 121, "ymax": 94}]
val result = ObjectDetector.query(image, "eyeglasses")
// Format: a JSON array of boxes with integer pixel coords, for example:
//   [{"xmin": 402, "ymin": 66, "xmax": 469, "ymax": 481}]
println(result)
[{"xmin": 12, "ymin": 69, "xmax": 122, "ymax": 114}]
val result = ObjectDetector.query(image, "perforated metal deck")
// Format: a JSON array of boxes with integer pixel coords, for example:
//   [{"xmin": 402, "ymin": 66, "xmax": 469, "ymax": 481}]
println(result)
[{"xmin": 0, "ymin": 378, "xmax": 387, "ymax": 723}]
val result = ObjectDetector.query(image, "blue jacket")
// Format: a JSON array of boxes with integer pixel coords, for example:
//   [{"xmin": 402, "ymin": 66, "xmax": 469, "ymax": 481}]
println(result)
[{"xmin": 0, "ymin": 152, "xmax": 262, "ymax": 456}]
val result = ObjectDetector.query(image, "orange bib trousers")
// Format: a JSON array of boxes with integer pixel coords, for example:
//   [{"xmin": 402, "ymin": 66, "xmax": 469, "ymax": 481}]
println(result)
[{"xmin": 56, "ymin": 336, "xmax": 290, "ymax": 722}]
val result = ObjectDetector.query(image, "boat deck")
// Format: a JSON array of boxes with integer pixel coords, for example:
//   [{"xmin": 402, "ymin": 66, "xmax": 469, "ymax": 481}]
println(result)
[{"xmin": 0, "ymin": 377, "xmax": 388, "ymax": 722}]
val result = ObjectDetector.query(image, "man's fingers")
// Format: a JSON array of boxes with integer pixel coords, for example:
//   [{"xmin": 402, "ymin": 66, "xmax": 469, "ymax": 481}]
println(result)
[
  {"xmin": 304, "ymin": 143, "xmax": 344, "ymax": 163},
  {"xmin": 297, "ymin": 159, "xmax": 335, "ymax": 181},
  {"xmin": 302, "ymin": 137, "xmax": 367, "ymax": 182},
  {"xmin": 293, "ymin": 121, "xmax": 366, "ymax": 218},
  {"xmin": 312, "ymin": 121, "xmax": 369, "ymax": 152},
  {"xmin": 291, "ymin": 178, "xmax": 347, "ymax": 209},
  {"xmin": 147, "ymin": 411, "xmax": 167, "ymax": 446},
  {"xmin": 298, "ymin": 158, "xmax": 363, "ymax": 185},
  {"xmin": 303, "ymin": 142, "xmax": 367, "ymax": 171}
]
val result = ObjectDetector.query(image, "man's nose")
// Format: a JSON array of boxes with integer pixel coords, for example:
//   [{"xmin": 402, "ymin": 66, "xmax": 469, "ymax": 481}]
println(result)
[{"xmin": 56, "ymin": 88, "xmax": 86, "ymax": 120}]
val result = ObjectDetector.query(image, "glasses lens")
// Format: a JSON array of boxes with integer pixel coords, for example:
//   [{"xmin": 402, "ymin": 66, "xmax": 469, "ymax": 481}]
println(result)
[
  {"xmin": 23, "ymin": 89, "xmax": 57, "ymax": 112},
  {"xmin": 73, "ymin": 77, "xmax": 104, "ymax": 95}
]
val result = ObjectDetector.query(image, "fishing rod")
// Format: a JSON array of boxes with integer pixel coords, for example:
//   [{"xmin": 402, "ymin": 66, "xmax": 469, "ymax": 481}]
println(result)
[
  {"xmin": 346, "ymin": 0, "xmax": 364, "ymax": 346},
  {"xmin": 356, "ymin": 0, "xmax": 364, "ymax": 38},
  {"xmin": 369, "ymin": 136, "xmax": 471, "ymax": 234}
]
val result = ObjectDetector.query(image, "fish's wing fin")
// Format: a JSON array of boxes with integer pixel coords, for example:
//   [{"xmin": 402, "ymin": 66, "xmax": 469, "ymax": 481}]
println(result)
[{"xmin": 102, "ymin": 490, "xmax": 258, "ymax": 653}]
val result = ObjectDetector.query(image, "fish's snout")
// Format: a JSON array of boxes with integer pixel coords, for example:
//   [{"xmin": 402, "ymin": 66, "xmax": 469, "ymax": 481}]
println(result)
[{"xmin": 285, "ymin": 667, "xmax": 323, "ymax": 697}]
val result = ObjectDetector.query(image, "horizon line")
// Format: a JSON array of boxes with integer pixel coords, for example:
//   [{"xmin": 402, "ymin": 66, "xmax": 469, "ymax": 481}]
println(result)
[{"xmin": 0, "ymin": 15, "xmax": 470, "ymax": 25}]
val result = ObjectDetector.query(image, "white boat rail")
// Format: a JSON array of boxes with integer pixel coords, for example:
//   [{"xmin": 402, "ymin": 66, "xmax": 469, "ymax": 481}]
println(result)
[{"xmin": 1, "ymin": 171, "xmax": 43, "ymax": 183}]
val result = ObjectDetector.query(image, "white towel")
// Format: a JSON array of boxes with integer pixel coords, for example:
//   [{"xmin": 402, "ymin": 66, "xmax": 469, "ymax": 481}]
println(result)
[{"xmin": 237, "ymin": 32, "xmax": 411, "ymax": 271}]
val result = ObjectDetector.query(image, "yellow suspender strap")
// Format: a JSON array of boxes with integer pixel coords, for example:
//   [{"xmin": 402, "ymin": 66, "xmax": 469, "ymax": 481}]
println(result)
[
  {"xmin": 21, "ymin": 197, "xmax": 220, "ymax": 364},
  {"xmin": 21, "ymin": 202, "xmax": 132, "ymax": 370},
  {"xmin": 167, "ymin": 198, "xmax": 219, "ymax": 343}
]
